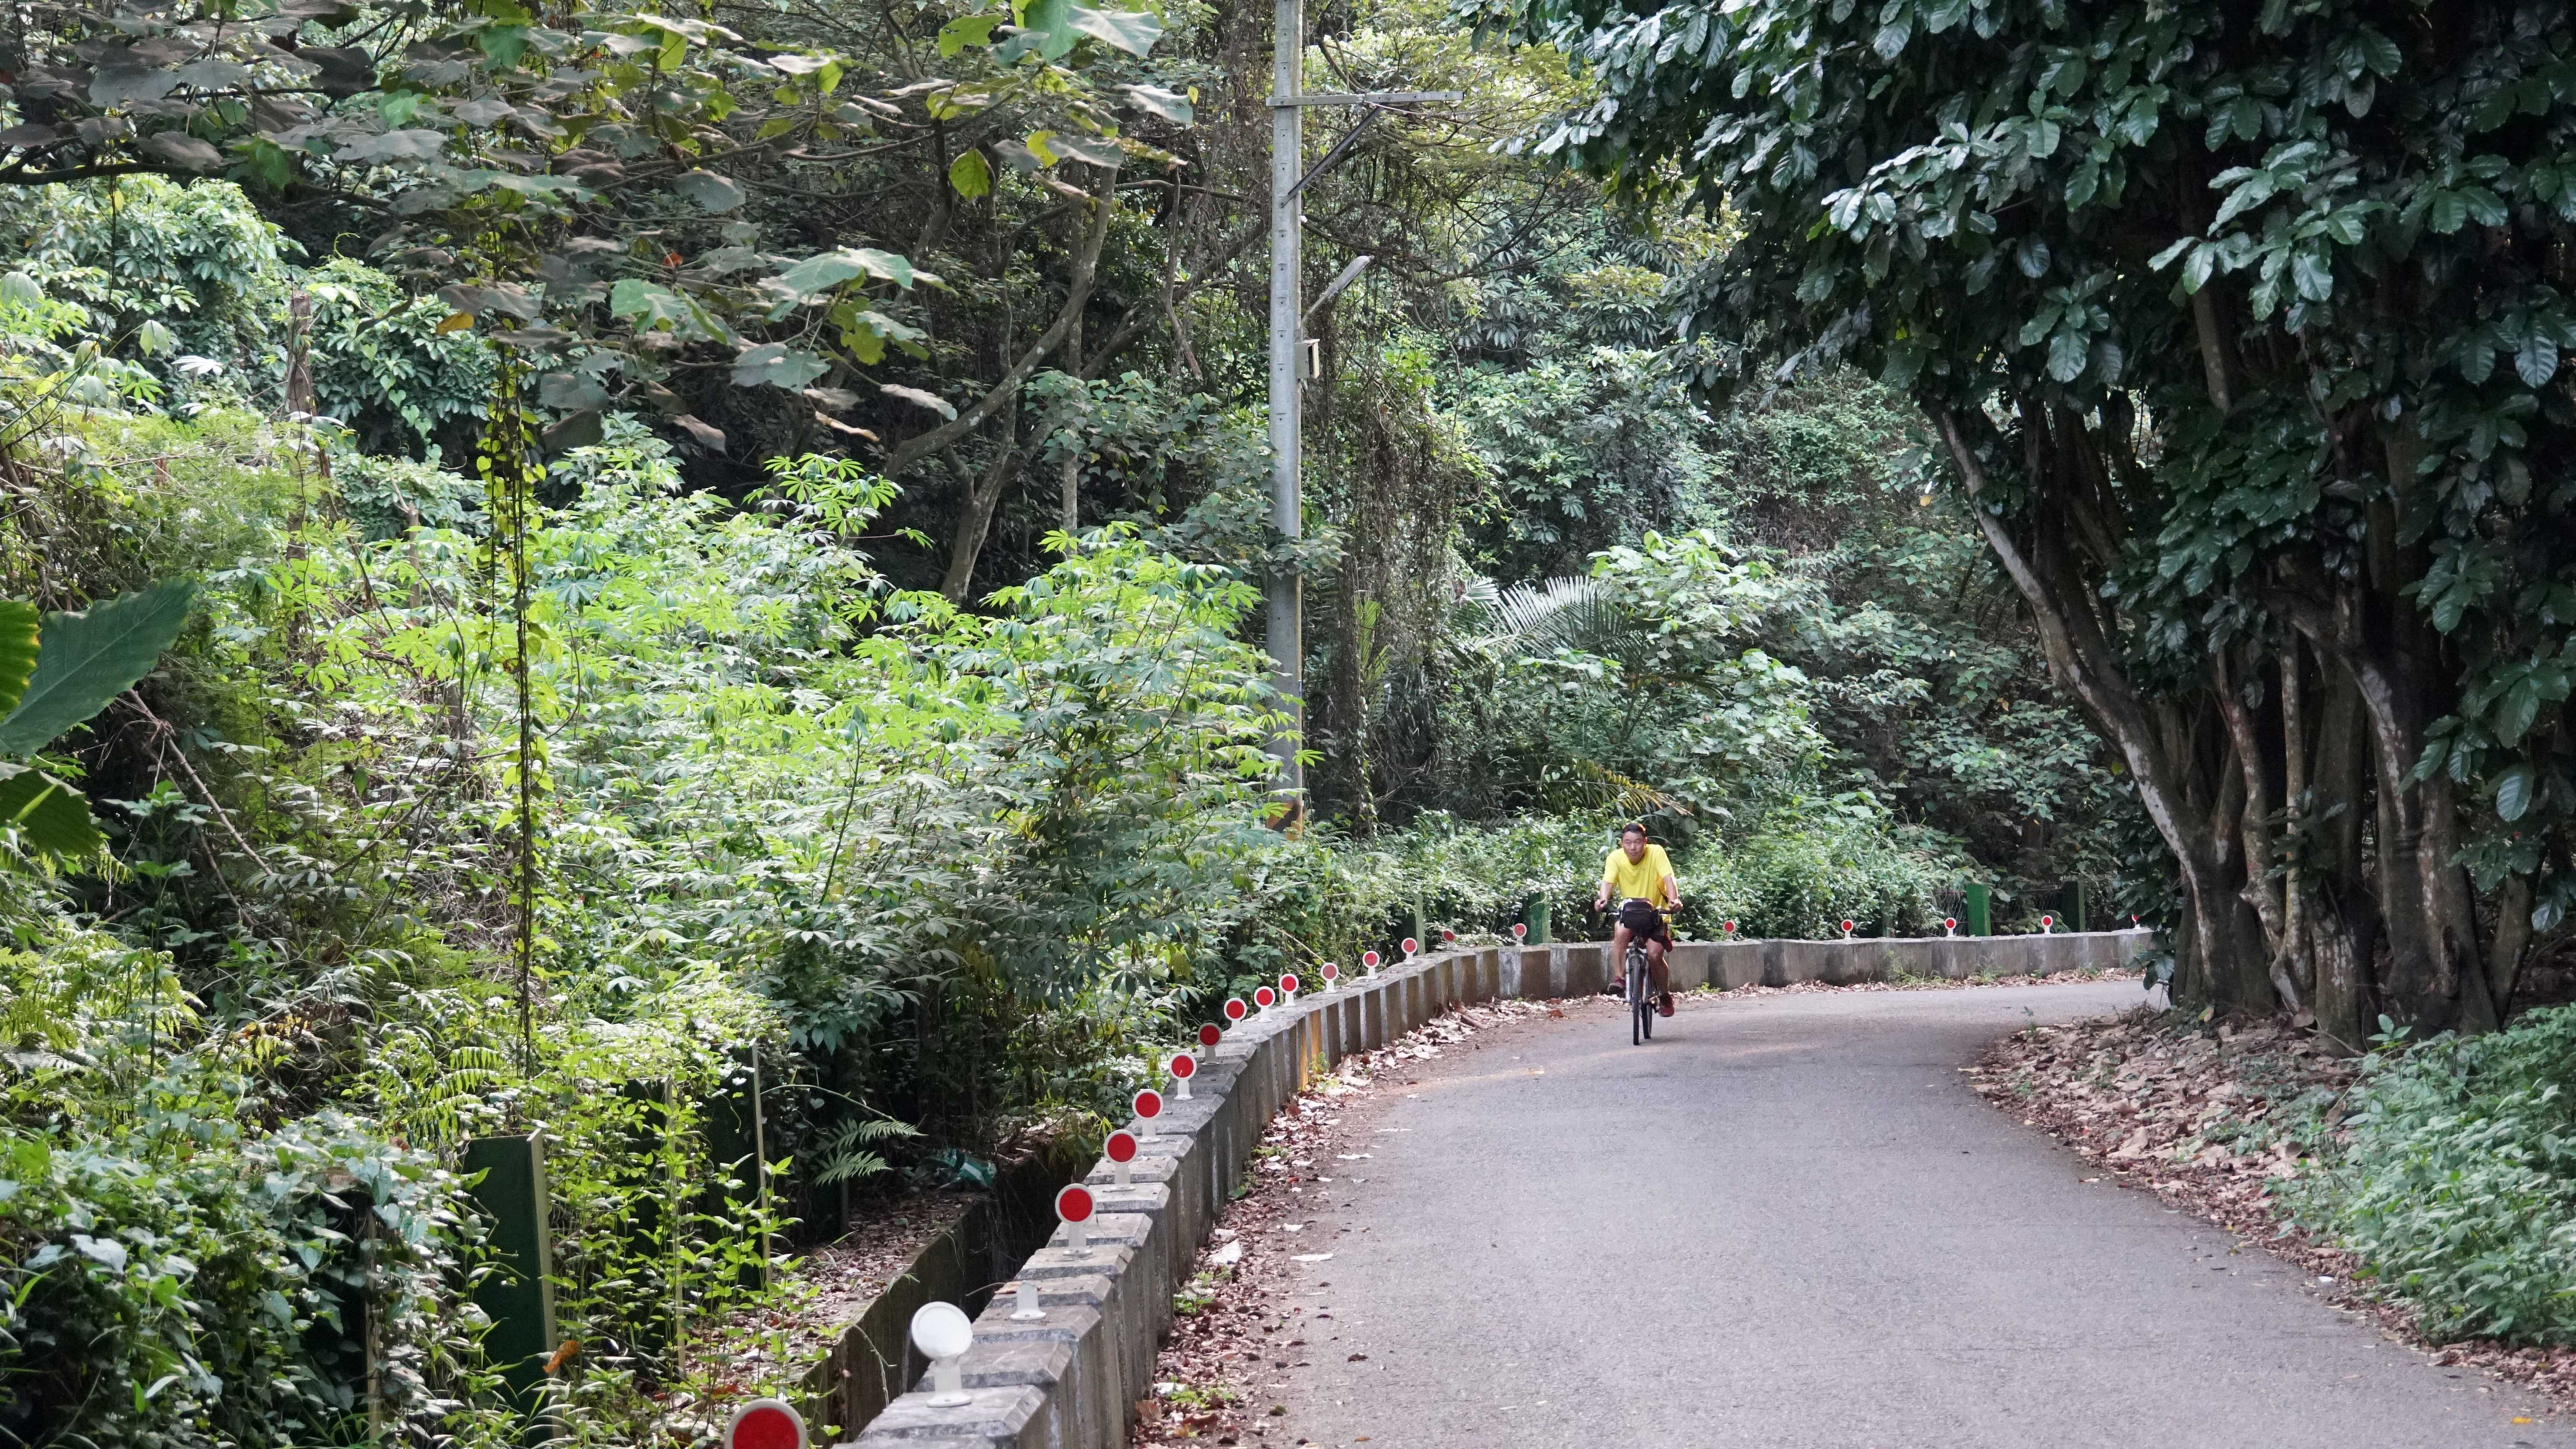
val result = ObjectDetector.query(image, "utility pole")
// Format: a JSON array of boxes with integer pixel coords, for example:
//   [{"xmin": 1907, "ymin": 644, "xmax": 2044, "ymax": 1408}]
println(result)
[
  {"xmin": 1264, "ymin": 0, "xmax": 1457, "ymax": 812},
  {"xmin": 1267, "ymin": 0, "xmax": 1305, "ymax": 804}
]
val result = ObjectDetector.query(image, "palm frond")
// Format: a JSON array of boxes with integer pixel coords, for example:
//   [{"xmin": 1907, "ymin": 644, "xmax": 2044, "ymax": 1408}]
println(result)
[
  {"xmin": 1452, "ymin": 575, "xmax": 1629, "ymax": 660},
  {"xmin": 1540, "ymin": 759, "xmax": 1695, "ymax": 819}
]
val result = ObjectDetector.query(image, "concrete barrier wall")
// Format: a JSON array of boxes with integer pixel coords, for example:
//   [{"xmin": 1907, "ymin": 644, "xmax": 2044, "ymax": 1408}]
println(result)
[{"xmin": 848, "ymin": 928, "xmax": 2151, "ymax": 1446}]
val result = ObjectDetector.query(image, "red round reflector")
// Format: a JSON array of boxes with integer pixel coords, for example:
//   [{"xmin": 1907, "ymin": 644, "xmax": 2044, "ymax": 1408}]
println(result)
[{"xmin": 728, "ymin": 1402, "xmax": 807, "ymax": 1449}]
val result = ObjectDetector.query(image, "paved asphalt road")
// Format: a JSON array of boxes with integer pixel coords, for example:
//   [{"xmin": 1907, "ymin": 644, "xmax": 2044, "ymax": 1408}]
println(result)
[{"xmin": 1275, "ymin": 982, "xmax": 2573, "ymax": 1448}]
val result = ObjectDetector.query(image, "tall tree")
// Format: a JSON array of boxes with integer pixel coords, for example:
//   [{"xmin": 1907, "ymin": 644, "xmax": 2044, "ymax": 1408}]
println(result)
[{"xmin": 1480, "ymin": 0, "xmax": 2576, "ymax": 1039}]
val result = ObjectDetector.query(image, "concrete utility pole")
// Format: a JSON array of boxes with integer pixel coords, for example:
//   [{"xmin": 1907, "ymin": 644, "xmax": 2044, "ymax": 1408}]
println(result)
[
  {"xmin": 1264, "ymin": 0, "xmax": 1457, "ymax": 809},
  {"xmin": 1267, "ymin": 0, "xmax": 1305, "ymax": 801}
]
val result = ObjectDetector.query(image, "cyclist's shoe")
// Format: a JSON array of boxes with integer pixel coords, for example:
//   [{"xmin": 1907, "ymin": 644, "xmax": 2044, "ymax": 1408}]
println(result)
[
  {"xmin": 1658, "ymin": 991, "xmax": 1676, "ymax": 1017},
  {"xmin": 1606, "ymin": 976, "xmax": 1628, "ymax": 997}
]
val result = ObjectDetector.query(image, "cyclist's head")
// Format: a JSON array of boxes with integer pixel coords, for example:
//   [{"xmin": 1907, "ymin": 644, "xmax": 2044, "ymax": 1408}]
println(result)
[{"xmin": 1620, "ymin": 821, "xmax": 1648, "ymax": 858}]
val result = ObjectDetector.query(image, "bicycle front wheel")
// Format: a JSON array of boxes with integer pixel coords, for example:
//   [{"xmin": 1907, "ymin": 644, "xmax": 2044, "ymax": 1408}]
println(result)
[{"xmin": 1628, "ymin": 946, "xmax": 1649, "ymax": 1046}]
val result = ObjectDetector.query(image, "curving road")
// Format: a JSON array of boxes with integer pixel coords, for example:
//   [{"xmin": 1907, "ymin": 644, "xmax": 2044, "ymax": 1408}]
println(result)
[{"xmin": 1273, "ymin": 982, "xmax": 2573, "ymax": 1448}]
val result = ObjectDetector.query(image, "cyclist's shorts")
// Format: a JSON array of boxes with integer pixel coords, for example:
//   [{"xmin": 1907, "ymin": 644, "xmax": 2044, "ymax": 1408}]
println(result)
[{"xmin": 1617, "ymin": 898, "xmax": 1672, "ymax": 945}]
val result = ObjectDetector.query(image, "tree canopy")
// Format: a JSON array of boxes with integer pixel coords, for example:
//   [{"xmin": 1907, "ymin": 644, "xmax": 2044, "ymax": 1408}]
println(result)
[{"xmin": 1479, "ymin": 0, "xmax": 2576, "ymax": 1041}]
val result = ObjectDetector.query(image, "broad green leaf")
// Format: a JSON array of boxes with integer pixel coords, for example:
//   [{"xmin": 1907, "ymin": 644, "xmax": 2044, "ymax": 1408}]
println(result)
[
  {"xmin": 2497, "ymin": 682, "xmax": 2542, "ymax": 747},
  {"xmin": 672, "ymin": 170, "xmax": 746, "ymax": 213},
  {"xmin": 0, "ymin": 582, "xmax": 196, "ymax": 757},
  {"xmin": 91, "ymin": 64, "xmax": 178, "ymax": 108},
  {"xmin": 949, "ymin": 149, "xmax": 993, "ymax": 199},
  {"xmin": 1023, "ymin": 0, "xmax": 1081, "ymax": 59},
  {"xmin": 0, "ymin": 273, "xmax": 40, "ymax": 309},
  {"xmin": 2290, "ymin": 248, "xmax": 2333, "ymax": 302},
  {"xmin": 1051, "ymin": 133, "xmax": 1124, "ymax": 169},
  {"xmin": 939, "ymin": 14, "xmax": 1003, "ymax": 55},
  {"xmin": 2354, "ymin": 25, "xmax": 2403, "ymax": 77},
  {"xmin": 2429, "ymin": 190, "xmax": 2470, "ymax": 234},
  {"xmin": 2495, "ymin": 763, "xmax": 2537, "ymax": 822},
  {"xmin": 772, "ymin": 247, "xmax": 917, "ymax": 301},
  {"xmin": 0, "ymin": 604, "xmax": 36, "ymax": 721},
  {"xmin": 0, "ymin": 763, "xmax": 101, "ymax": 861},
  {"xmin": 1064, "ymin": 5, "xmax": 1163, "ymax": 56},
  {"xmin": 733, "ymin": 343, "xmax": 831, "ymax": 390},
  {"xmin": 2182, "ymin": 243, "xmax": 2217, "ymax": 294},
  {"xmin": 539, "ymin": 372, "xmax": 609, "ymax": 410},
  {"xmin": 2518, "ymin": 333, "xmax": 2559, "ymax": 387},
  {"xmin": 540, "ymin": 409, "xmax": 604, "ymax": 455},
  {"xmin": 334, "ymin": 129, "xmax": 449, "ymax": 164},
  {"xmin": 2047, "ymin": 327, "xmax": 2087, "ymax": 382},
  {"xmin": 2147, "ymin": 236, "xmax": 2196, "ymax": 271},
  {"xmin": 1123, "ymin": 85, "xmax": 1193, "ymax": 124},
  {"xmin": 609, "ymin": 278, "xmax": 694, "ymax": 331}
]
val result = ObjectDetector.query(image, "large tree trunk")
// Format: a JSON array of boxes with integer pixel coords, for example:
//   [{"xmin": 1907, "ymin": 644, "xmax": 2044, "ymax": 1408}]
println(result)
[
  {"xmin": 1926, "ymin": 400, "xmax": 2272, "ymax": 1014},
  {"xmin": 2304, "ymin": 655, "xmax": 2375, "ymax": 1052},
  {"xmin": 941, "ymin": 400, "xmax": 1022, "ymax": 602}
]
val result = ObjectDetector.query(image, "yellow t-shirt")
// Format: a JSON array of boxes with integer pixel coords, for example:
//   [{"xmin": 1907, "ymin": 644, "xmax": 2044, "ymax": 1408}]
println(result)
[{"xmin": 1601, "ymin": 843, "xmax": 1676, "ymax": 908}]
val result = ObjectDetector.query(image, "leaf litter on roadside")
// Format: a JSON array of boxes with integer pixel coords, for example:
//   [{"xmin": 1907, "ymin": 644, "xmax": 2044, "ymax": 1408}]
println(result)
[
  {"xmin": 1974, "ymin": 1009, "xmax": 2576, "ymax": 1412},
  {"xmin": 1129, "ymin": 997, "xmax": 1555, "ymax": 1447}
]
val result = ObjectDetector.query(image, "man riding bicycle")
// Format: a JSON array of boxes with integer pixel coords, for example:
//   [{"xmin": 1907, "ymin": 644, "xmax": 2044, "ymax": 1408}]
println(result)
[{"xmin": 1596, "ymin": 821, "xmax": 1679, "ymax": 1018}]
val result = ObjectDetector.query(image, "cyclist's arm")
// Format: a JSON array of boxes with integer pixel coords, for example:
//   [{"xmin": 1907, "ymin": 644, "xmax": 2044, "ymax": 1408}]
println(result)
[{"xmin": 1662, "ymin": 872, "xmax": 1681, "ymax": 912}]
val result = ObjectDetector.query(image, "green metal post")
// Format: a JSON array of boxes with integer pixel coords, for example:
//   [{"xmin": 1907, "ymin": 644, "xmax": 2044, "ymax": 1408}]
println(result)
[
  {"xmin": 2063, "ymin": 879, "xmax": 2089, "ymax": 934},
  {"xmin": 462, "ymin": 1134, "xmax": 558, "ymax": 1436},
  {"xmin": 1962, "ymin": 882, "xmax": 1992, "ymax": 937}
]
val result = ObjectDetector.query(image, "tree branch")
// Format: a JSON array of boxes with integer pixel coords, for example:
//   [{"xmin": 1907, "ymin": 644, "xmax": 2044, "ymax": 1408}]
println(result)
[
  {"xmin": 886, "ymin": 171, "xmax": 1117, "ymax": 477},
  {"xmin": 1080, "ymin": 215, "xmax": 1263, "ymax": 380}
]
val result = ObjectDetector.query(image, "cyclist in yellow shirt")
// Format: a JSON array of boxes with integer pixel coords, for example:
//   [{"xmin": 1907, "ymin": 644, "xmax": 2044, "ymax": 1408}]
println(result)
[{"xmin": 1594, "ymin": 821, "xmax": 1680, "ymax": 1017}]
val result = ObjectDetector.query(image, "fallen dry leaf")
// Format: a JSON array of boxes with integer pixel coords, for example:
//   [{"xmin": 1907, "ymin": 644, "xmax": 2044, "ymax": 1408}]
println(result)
[{"xmin": 1975, "ymin": 1007, "xmax": 2576, "ymax": 1415}]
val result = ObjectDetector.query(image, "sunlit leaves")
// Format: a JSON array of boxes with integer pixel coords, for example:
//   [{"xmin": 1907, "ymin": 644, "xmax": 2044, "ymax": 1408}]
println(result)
[
  {"xmin": 949, "ymin": 149, "xmax": 995, "ymax": 199},
  {"xmin": 1064, "ymin": 5, "xmax": 1165, "ymax": 56},
  {"xmin": 0, "ymin": 763, "xmax": 103, "ymax": 861},
  {"xmin": 769, "ymin": 248, "xmax": 920, "ymax": 303},
  {"xmin": 939, "ymin": 14, "xmax": 1005, "ymax": 55},
  {"xmin": 1124, "ymin": 85, "xmax": 1195, "ymax": 123},
  {"xmin": 0, "ymin": 583, "xmax": 197, "ymax": 758}
]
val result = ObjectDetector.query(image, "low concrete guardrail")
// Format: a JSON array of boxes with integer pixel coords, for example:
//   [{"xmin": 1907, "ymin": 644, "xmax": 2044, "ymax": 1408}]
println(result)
[{"xmin": 846, "ymin": 928, "xmax": 2152, "ymax": 1447}]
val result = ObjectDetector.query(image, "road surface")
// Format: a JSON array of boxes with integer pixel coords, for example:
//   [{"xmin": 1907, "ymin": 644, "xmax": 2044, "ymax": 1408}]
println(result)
[{"xmin": 1274, "ymin": 982, "xmax": 2570, "ymax": 1448}]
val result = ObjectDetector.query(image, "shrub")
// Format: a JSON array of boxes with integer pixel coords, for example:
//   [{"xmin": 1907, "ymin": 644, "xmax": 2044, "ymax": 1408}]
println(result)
[
  {"xmin": 2301, "ymin": 1006, "xmax": 2576, "ymax": 1344},
  {"xmin": 1694, "ymin": 812, "xmax": 1947, "ymax": 940},
  {"xmin": 0, "ymin": 882, "xmax": 502, "ymax": 1449}
]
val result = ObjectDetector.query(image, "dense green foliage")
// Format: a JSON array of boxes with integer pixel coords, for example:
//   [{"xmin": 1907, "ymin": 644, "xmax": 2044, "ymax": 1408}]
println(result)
[
  {"xmin": 0, "ymin": 0, "xmax": 2148, "ymax": 1443},
  {"xmin": 2306, "ymin": 1007, "xmax": 2576, "ymax": 1344},
  {"xmin": 1484, "ymin": 0, "xmax": 2576, "ymax": 1044}
]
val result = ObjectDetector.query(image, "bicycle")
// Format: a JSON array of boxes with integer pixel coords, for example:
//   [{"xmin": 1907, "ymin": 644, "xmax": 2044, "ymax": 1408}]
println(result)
[
  {"xmin": 1627, "ymin": 932, "xmax": 1653, "ymax": 1045},
  {"xmin": 1609, "ymin": 898, "xmax": 1668, "ymax": 1046}
]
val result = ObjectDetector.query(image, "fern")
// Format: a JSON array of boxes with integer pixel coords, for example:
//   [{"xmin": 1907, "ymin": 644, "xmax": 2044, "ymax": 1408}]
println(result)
[{"xmin": 811, "ymin": 1115, "xmax": 921, "ymax": 1187}]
